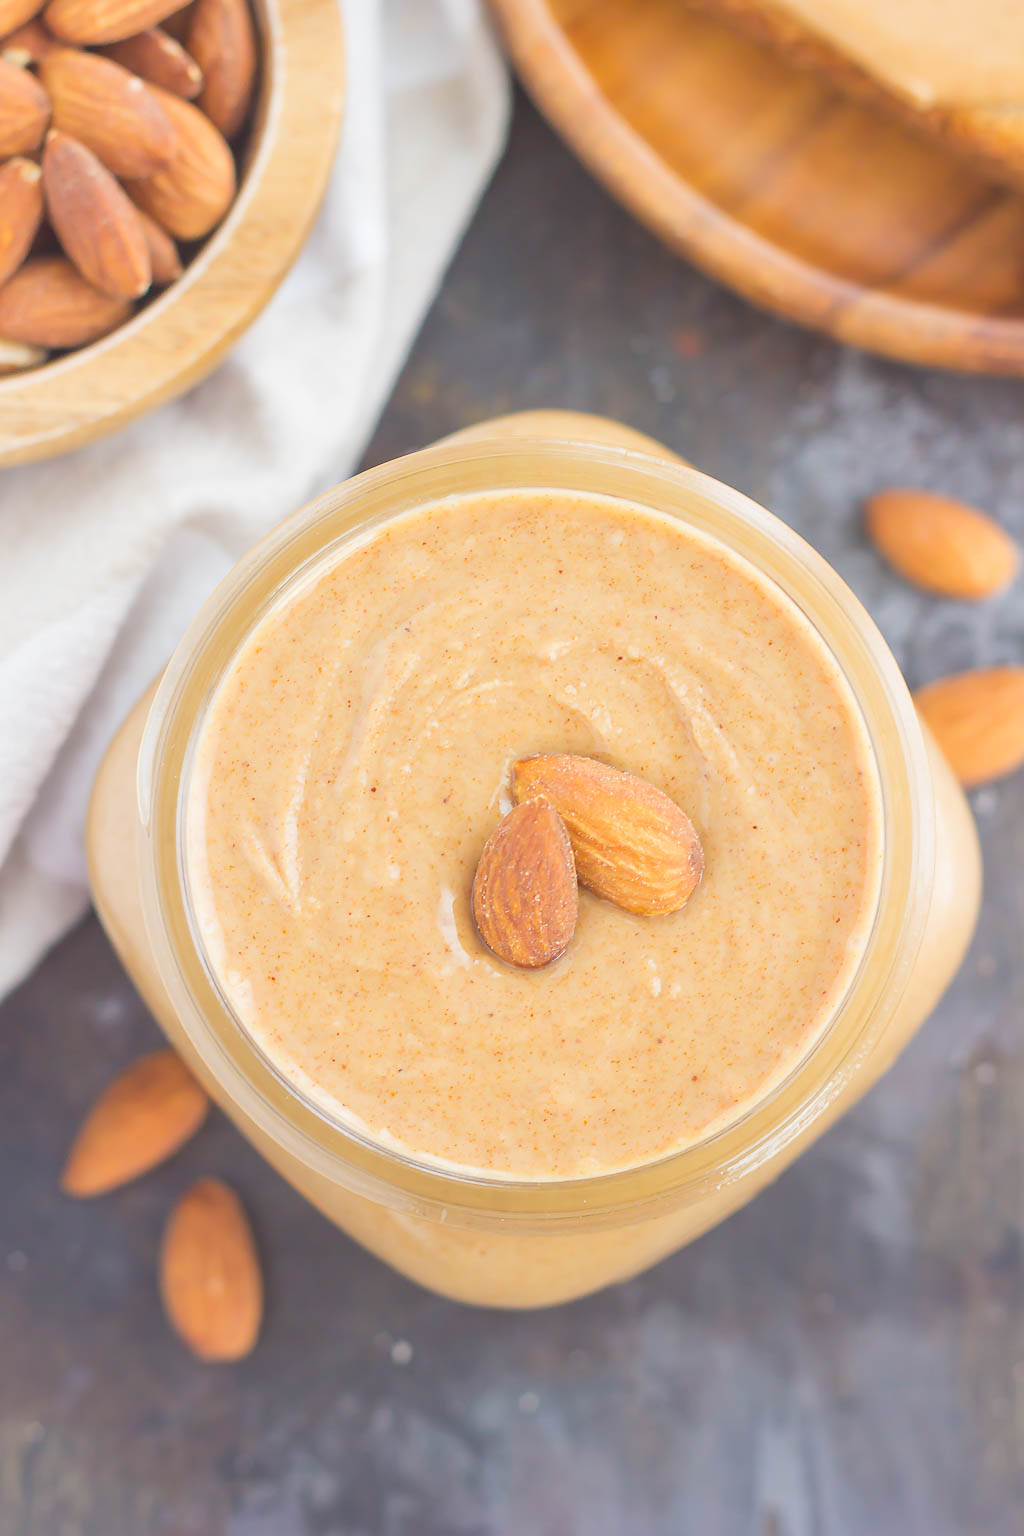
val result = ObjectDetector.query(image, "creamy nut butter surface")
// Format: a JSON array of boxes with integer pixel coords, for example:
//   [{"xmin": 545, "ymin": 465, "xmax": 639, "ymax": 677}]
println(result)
[{"xmin": 185, "ymin": 489, "xmax": 883, "ymax": 1180}]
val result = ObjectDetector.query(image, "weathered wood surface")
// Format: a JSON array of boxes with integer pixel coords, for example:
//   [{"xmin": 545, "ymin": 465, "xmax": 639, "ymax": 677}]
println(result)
[{"xmin": 1, "ymin": 95, "xmax": 1023, "ymax": 1536}]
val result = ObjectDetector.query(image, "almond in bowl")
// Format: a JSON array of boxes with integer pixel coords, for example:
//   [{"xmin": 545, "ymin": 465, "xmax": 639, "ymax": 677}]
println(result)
[
  {"xmin": 0, "ymin": 0, "xmax": 256, "ymax": 370},
  {"xmin": 0, "ymin": 0, "xmax": 342, "ymax": 463}
]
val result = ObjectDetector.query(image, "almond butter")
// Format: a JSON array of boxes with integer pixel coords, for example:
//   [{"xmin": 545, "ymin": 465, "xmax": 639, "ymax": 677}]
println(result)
[
  {"xmin": 102, "ymin": 25, "xmax": 202, "ymax": 97},
  {"xmin": 0, "ymin": 55, "xmax": 50, "ymax": 155},
  {"xmin": 187, "ymin": 0, "xmax": 254, "ymax": 139},
  {"xmin": 0, "ymin": 252, "xmax": 132, "ymax": 344},
  {"xmin": 61, "ymin": 1048, "xmax": 208, "ymax": 1197},
  {"xmin": 1, "ymin": 16, "xmax": 56, "ymax": 62},
  {"xmin": 472, "ymin": 798, "xmax": 578, "ymax": 968},
  {"xmin": 0, "ymin": 0, "xmax": 45, "ymax": 38},
  {"xmin": 130, "ymin": 83, "xmax": 234, "ymax": 237},
  {"xmin": 133, "ymin": 200, "xmax": 180, "ymax": 282},
  {"xmin": 44, "ymin": 0, "xmax": 183, "ymax": 45},
  {"xmin": 915, "ymin": 667, "xmax": 1024, "ymax": 788},
  {"xmin": 43, "ymin": 129, "xmax": 151, "ymax": 296},
  {"xmin": 0, "ymin": 155, "xmax": 43, "ymax": 285},
  {"xmin": 866, "ymin": 488, "xmax": 1019, "ymax": 601},
  {"xmin": 512, "ymin": 755, "xmax": 704, "ymax": 917},
  {"xmin": 160, "ymin": 1177, "xmax": 263, "ymax": 1361},
  {"xmin": 0, "ymin": 334, "xmax": 47, "ymax": 370},
  {"xmin": 40, "ymin": 47, "xmax": 175, "ymax": 178}
]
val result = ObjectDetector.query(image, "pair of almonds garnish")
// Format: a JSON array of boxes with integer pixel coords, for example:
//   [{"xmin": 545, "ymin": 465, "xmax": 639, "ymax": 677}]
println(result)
[
  {"xmin": 914, "ymin": 666, "xmax": 1024, "ymax": 788},
  {"xmin": 472, "ymin": 755, "xmax": 704, "ymax": 968},
  {"xmin": 865, "ymin": 488, "xmax": 1019, "ymax": 602}
]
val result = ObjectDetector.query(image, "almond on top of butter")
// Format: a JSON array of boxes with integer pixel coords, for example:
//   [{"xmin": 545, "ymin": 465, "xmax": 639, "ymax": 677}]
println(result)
[
  {"xmin": 185, "ymin": 488, "xmax": 882, "ymax": 1180},
  {"xmin": 472, "ymin": 756, "xmax": 704, "ymax": 969},
  {"xmin": 472, "ymin": 797, "xmax": 578, "ymax": 969},
  {"xmin": 511, "ymin": 754, "xmax": 704, "ymax": 918}
]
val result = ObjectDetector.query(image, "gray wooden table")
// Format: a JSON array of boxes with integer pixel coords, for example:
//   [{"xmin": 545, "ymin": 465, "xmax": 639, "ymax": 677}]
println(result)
[{"xmin": 3, "ymin": 95, "xmax": 1024, "ymax": 1536}]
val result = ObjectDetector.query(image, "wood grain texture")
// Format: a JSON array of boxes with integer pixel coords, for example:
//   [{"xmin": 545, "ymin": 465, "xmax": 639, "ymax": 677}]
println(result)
[
  {"xmin": 0, "ymin": 0, "xmax": 344, "ymax": 465},
  {"xmin": 487, "ymin": 0, "xmax": 1024, "ymax": 374}
]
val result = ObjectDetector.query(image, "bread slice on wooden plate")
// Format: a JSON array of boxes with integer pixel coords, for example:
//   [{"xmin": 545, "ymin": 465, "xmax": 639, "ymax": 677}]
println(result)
[{"xmin": 683, "ymin": 0, "xmax": 1024, "ymax": 192}]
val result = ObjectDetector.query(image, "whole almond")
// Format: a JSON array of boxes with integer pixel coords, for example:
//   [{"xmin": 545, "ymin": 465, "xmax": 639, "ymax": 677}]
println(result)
[
  {"xmin": 0, "ymin": 55, "xmax": 50, "ymax": 155},
  {"xmin": 0, "ymin": 0, "xmax": 45, "ymax": 37},
  {"xmin": 61, "ymin": 1048, "xmax": 208, "ymax": 1197},
  {"xmin": 44, "ymin": 0, "xmax": 183, "ymax": 45},
  {"xmin": 41, "ymin": 47, "xmax": 175, "ymax": 178},
  {"xmin": 43, "ymin": 129, "xmax": 151, "ymax": 297},
  {"xmin": 1, "ymin": 16, "xmax": 56, "ymax": 62},
  {"xmin": 866, "ymin": 488, "xmax": 1019, "ymax": 601},
  {"xmin": 472, "ymin": 798, "xmax": 578, "ymax": 968},
  {"xmin": 0, "ymin": 334, "xmax": 47, "ymax": 370},
  {"xmin": 0, "ymin": 156, "xmax": 43, "ymax": 285},
  {"xmin": 102, "ymin": 26, "xmax": 202, "ymax": 97},
  {"xmin": 160, "ymin": 1177, "xmax": 263, "ymax": 1361},
  {"xmin": 187, "ymin": 0, "xmax": 254, "ymax": 139},
  {"xmin": 915, "ymin": 667, "xmax": 1024, "ymax": 788},
  {"xmin": 133, "ymin": 201, "xmax": 181, "ymax": 282},
  {"xmin": 0, "ymin": 252, "xmax": 132, "ymax": 344},
  {"xmin": 512, "ymin": 755, "xmax": 704, "ymax": 917},
  {"xmin": 130, "ymin": 83, "xmax": 234, "ymax": 238}
]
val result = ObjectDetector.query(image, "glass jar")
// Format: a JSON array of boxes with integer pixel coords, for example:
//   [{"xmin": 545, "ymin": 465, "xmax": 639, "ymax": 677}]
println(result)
[{"xmin": 87, "ymin": 412, "xmax": 981, "ymax": 1308}]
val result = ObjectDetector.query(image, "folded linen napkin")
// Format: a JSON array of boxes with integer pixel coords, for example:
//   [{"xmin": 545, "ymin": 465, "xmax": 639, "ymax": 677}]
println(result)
[{"xmin": 0, "ymin": 0, "xmax": 509, "ymax": 999}]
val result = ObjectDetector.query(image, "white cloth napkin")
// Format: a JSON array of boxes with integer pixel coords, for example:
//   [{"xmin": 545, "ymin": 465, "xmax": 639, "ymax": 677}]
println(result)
[{"xmin": 0, "ymin": 0, "xmax": 509, "ymax": 999}]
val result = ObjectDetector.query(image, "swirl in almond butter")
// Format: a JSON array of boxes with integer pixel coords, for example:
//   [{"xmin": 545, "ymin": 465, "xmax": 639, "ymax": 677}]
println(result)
[{"xmin": 186, "ymin": 491, "xmax": 882, "ymax": 1179}]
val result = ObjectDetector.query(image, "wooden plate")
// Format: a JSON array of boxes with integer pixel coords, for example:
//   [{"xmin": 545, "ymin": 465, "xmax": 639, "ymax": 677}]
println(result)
[
  {"xmin": 0, "ymin": 0, "xmax": 344, "ymax": 466},
  {"xmin": 488, "ymin": 0, "xmax": 1024, "ymax": 374}
]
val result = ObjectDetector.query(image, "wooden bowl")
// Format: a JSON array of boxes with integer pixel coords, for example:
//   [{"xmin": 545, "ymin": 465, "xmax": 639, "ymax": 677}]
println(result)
[
  {"xmin": 489, "ymin": 0, "xmax": 1024, "ymax": 374},
  {"xmin": 0, "ymin": 0, "xmax": 344, "ymax": 466}
]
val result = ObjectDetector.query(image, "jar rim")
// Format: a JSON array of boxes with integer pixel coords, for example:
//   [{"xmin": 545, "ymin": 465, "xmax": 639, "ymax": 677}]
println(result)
[{"xmin": 137, "ymin": 435, "xmax": 934, "ymax": 1227}]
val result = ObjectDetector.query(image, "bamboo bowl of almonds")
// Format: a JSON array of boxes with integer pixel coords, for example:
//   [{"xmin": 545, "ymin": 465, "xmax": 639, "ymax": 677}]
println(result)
[{"xmin": 0, "ymin": 0, "xmax": 344, "ymax": 465}]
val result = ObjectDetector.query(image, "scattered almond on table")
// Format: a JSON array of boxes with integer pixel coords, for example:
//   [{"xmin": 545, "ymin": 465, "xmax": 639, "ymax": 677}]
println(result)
[
  {"xmin": 160, "ymin": 1177, "xmax": 263, "ymax": 1362},
  {"xmin": 914, "ymin": 667, "xmax": 1024, "ymax": 789},
  {"xmin": 61, "ymin": 1046, "xmax": 208, "ymax": 1195},
  {"xmin": 0, "ymin": 0, "xmax": 257, "ymax": 371},
  {"xmin": 60, "ymin": 1045, "xmax": 262, "ymax": 1360},
  {"xmin": 865, "ymin": 487, "xmax": 1019, "ymax": 601},
  {"xmin": 865, "ymin": 486, "xmax": 1023, "ymax": 787}
]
